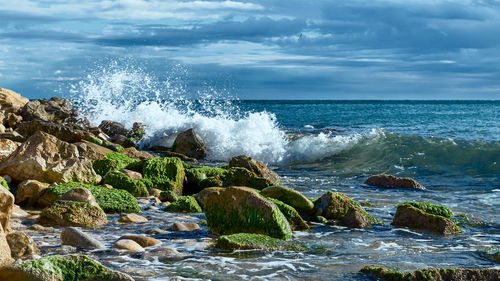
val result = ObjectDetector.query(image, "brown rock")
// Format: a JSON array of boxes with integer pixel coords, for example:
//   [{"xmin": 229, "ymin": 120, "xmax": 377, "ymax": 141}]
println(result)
[
  {"xmin": 118, "ymin": 213, "xmax": 148, "ymax": 224},
  {"xmin": 15, "ymin": 180, "xmax": 49, "ymax": 206},
  {"xmin": 314, "ymin": 191, "xmax": 374, "ymax": 229},
  {"xmin": 113, "ymin": 239, "xmax": 145, "ymax": 252},
  {"xmin": 365, "ymin": 174, "xmax": 425, "ymax": 190},
  {"xmin": 118, "ymin": 235, "xmax": 160, "ymax": 248},
  {"xmin": 170, "ymin": 222, "xmax": 200, "ymax": 232},
  {"xmin": 0, "ymin": 223, "xmax": 11, "ymax": 267},
  {"xmin": 148, "ymin": 188, "xmax": 162, "ymax": 198},
  {"xmin": 139, "ymin": 247, "xmax": 184, "ymax": 262},
  {"xmin": 0, "ymin": 124, "xmax": 5, "ymax": 133},
  {"xmin": 10, "ymin": 205, "xmax": 30, "ymax": 219},
  {"xmin": 229, "ymin": 155, "xmax": 280, "ymax": 184},
  {"xmin": 61, "ymin": 227, "xmax": 104, "ymax": 250},
  {"xmin": 0, "ymin": 88, "xmax": 29, "ymax": 118},
  {"xmin": 75, "ymin": 140, "xmax": 113, "ymax": 160},
  {"xmin": 16, "ymin": 119, "xmax": 95, "ymax": 143},
  {"xmin": 172, "ymin": 128, "xmax": 206, "ymax": 159},
  {"xmin": 0, "ymin": 186, "xmax": 14, "ymax": 233},
  {"xmin": 20, "ymin": 97, "xmax": 76, "ymax": 123},
  {"xmin": 6, "ymin": 113, "xmax": 22, "ymax": 128},
  {"xmin": 38, "ymin": 200, "xmax": 107, "ymax": 228},
  {"xmin": 120, "ymin": 169, "xmax": 143, "ymax": 180},
  {"xmin": 58, "ymin": 187, "xmax": 99, "ymax": 207},
  {"xmin": 99, "ymin": 120, "xmax": 129, "ymax": 137},
  {"xmin": 392, "ymin": 204, "xmax": 460, "ymax": 234},
  {"xmin": 0, "ymin": 131, "xmax": 25, "ymax": 142},
  {"xmin": 121, "ymin": 147, "xmax": 155, "ymax": 160},
  {"xmin": 0, "ymin": 131, "xmax": 101, "ymax": 184},
  {"xmin": 6, "ymin": 232, "xmax": 39, "ymax": 259},
  {"xmin": 0, "ymin": 138, "xmax": 20, "ymax": 163}
]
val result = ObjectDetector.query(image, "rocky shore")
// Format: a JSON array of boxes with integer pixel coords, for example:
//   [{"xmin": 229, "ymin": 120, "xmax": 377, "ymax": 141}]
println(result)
[{"xmin": 0, "ymin": 87, "xmax": 498, "ymax": 281}]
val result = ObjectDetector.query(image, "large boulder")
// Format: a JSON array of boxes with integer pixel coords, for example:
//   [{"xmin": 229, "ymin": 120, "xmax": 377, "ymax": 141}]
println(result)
[
  {"xmin": 0, "ymin": 254, "xmax": 135, "ymax": 281},
  {"xmin": 163, "ymin": 196, "xmax": 202, "ymax": 213},
  {"xmin": 184, "ymin": 166, "xmax": 226, "ymax": 194},
  {"xmin": 6, "ymin": 232, "xmax": 40, "ymax": 259},
  {"xmin": 222, "ymin": 167, "xmax": 275, "ymax": 190},
  {"xmin": 360, "ymin": 266, "xmax": 500, "ymax": 281},
  {"xmin": 229, "ymin": 155, "xmax": 280, "ymax": 184},
  {"xmin": 266, "ymin": 198, "xmax": 309, "ymax": 231},
  {"xmin": 15, "ymin": 180, "xmax": 50, "ymax": 206},
  {"xmin": 103, "ymin": 171, "xmax": 148, "ymax": 197},
  {"xmin": 121, "ymin": 147, "xmax": 154, "ymax": 161},
  {"xmin": 20, "ymin": 97, "xmax": 76, "ymax": 123},
  {"xmin": 261, "ymin": 186, "xmax": 314, "ymax": 216},
  {"xmin": 0, "ymin": 138, "xmax": 20, "ymax": 163},
  {"xmin": 392, "ymin": 202, "xmax": 461, "ymax": 234},
  {"xmin": 216, "ymin": 233, "xmax": 304, "ymax": 251},
  {"xmin": 0, "ymin": 131, "xmax": 100, "ymax": 184},
  {"xmin": 172, "ymin": 128, "xmax": 207, "ymax": 159},
  {"xmin": 74, "ymin": 141, "xmax": 113, "ymax": 161},
  {"xmin": 0, "ymin": 88, "xmax": 29, "ymax": 124},
  {"xmin": 98, "ymin": 120, "xmax": 129, "ymax": 138},
  {"xmin": 199, "ymin": 186, "xmax": 292, "ymax": 239},
  {"xmin": 365, "ymin": 174, "xmax": 425, "ymax": 190},
  {"xmin": 142, "ymin": 157, "xmax": 185, "ymax": 195},
  {"xmin": 314, "ymin": 192, "xmax": 377, "ymax": 228},
  {"xmin": 38, "ymin": 200, "xmax": 107, "ymax": 228},
  {"xmin": 16, "ymin": 119, "xmax": 95, "ymax": 143}
]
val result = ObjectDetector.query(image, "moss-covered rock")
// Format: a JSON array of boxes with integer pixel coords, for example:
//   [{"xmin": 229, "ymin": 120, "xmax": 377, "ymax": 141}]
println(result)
[
  {"xmin": 261, "ymin": 186, "xmax": 314, "ymax": 216},
  {"xmin": 92, "ymin": 152, "xmax": 139, "ymax": 177},
  {"xmin": 163, "ymin": 196, "xmax": 202, "ymax": 213},
  {"xmin": 184, "ymin": 166, "xmax": 226, "ymax": 194},
  {"xmin": 38, "ymin": 182, "xmax": 141, "ymax": 213},
  {"xmin": 222, "ymin": 167, "xmax": 274, "ymax": 190},
  {"xmin": 309, "ymin": 215, "xmax": 328, "ymax": 224},
  {"xmin": 360, "ymin": 266, "xmax": 500, "ymax": 281},
  {"xmin": 0, "ymin": 176, "xmax": 8, "ymax": 190},
  {"xmin": 267, "ymin": 198, "xmax": 309, "ymax": 230},
  {"xmin": 142, "ymin": 157, "xmax": 185, "ymax": 195},
  {"xmin": 216, "ymin": 233, "xmax": 304, "ymax": 251},
  {"xmin": 229, "ymin": 155, "xmax": 280, "ymax": 184},
  {"xmin": 392, "ymin": 202, "xmax": 461, "ymax": 235},
  {"xmin": 0, "ymin": 254, "xmax": 133, "ymax": 281},
  {"xmin": 38, "ymin": 200, "xmax": 107, "ymax": 228},
  {"xmin": 159, "ymin": 190, "xmax": 179, "ymax": 202},
  {"xmin": 314, "ymin": 191, "xmax": 377, "ymax": 228},
  {"xmin": 200, "ymin": 186, "xmax": 292, "ymax": 239},
  {"xmin": 103, "ymin": 171, "xmax": 148, "ymax": 197}
]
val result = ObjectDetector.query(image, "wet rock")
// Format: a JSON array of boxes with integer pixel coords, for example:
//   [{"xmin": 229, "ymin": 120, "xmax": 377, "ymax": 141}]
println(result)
[
  {"xmin": 172, "ymin": 128, "xmax": 207, "ymax": 159},
  {"xmin": 92, "ymin": 151, "xmax": 139, "ymax": 177},
  {"xmin": 61, "ymin": 227, "xmax": 104, "ymax": 250},
  {"xmin": 267, "ymin": 198, "xmax": 309, "ymax": 231},
  {"xmin": 184, "ymin": 166, "xmax": 226, "ymax": 194},
  {"xmin": 20, "ymin": 97, "xmax": 77, "ymax": 123},
  {"xmin": 222, "ymin": 167, "xmax": 275, "ymax": 190},
  {"xmin": 29, "ymin": 224, "xmax": 53, "ymax": 231},
  {"xmin": 38, "ymin": 200, "xmax": 107, "ymax": 228},
  {"xmin": 58, "ymin": 187, "xmax": 99, "ymax": 207},
  {"xmin": 114, "ymin": 239, "xmax": 145, "ymax": 252},
  {"xmin": 120, "ymin": 169, "xmax": 143, "ymax": 180},
  {"xmin": 121, "ymin": 147, "xmax": 155, "ymax": 161},
  {"xmin": 0, "ymin": 88, "xmax": 29, "ymax": 119},
  {"xmin": 6, "ymin": 232, "xmax": 40, "ymax": 259},
  {"xmin": 139, "ymin": 247, "xmax": 184, "ymax": 262},
  {"xmin": 103, "ymin": 171, "xmax": 148, "ymax": 197},
  {"xmin": 15, "ymin": 180, "xmax": 49, "ymax": 206},
  {"xmin": 161, "ymin": 151, "xmax": 198, "ymax": 163},
  {"xmin": 261, "ymin": 186, "xmax": 314, "ymax": 216},
  {"xmin": 199, "ymin": 186, "xmax": 292, "ymax": 239},
  {"xmin": 365, "ymin": 174, "xmax": 425, "ymax": 190},
  {"xmin": 142, "ymin": 157, "xmax": 185, "ymax": 195},
  {"xmin": 170, "ymin": 222, "xmax": 200, "ymax": 232},
  {"xmin": 229, "ymin": 155, "xmax": 280, "ymax": 184},
  {"xmin": 392, "ymin": 202, "xmax": 461, "ymax": 234},
  {"xmin": 163, "ymin": 196, "xmax": 202, "ymax": 213},
  {"xmin": 0, "ymin": 186, "xmax": 14, "ymax": 233},
  {"xmin": 118, "ymin": 213, "xmax": 148, "ymax": 224},
  {"xmin": 360, "ymin": 266, "xmax": 500, "ymax": 281},
  {"xmin": 0, "ymin": 131, "xmax": 101, "ymax": 184},
  {"xmin": 99, "ymin": 120, "xmax": 129, "ymax": 138},
  {"xmin": 11, "ymin": 205, "xmax": 30, "ymax": 219},
  {"xmin": 0, "ymin": 254, "xmax": 135, "ymax": 281},
  {"xmin": 16, "ymin": 119, "xmax": 94, "ymax": 143},
  {"xmin": 314, "ymin": 191, "xmax": 376, "ymax": 228},
  {"xmin": 118, "ymin": 235, "xmax": 160, "ymax": 248},
  {"xmin": 217, "ymin": 233, "xmax": 304, "ymax": 251}
]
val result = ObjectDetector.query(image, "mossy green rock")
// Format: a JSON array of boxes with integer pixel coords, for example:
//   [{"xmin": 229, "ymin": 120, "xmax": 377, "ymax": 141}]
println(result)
[
  {"xmin": 92, "ymin": 152, "xmax": 140, "ymax": 177},
  {"xmin": 142, "ymin": 157, "xmax": 185, "ymax": 195},
  {"xmin": 360, "ymin": 266, "xmax": 500, "ymax": 281},
  {"xmin": 163, "ymin": 196, "xmax": 202, "ymax": 213},
  {"xmin": 38, "ymin": 182, "xmax": 141, "ymax": 213},
  {"xmin": 159, "ymin": 190, "xmax": 179, "ymax": 202},
  {"xmin": 267, "ymin": 197, "xmax": 309, "ymax": 230},
  {"xmin": 103, "ymin": 171, "xmax": 148, "ymax": 197},
  {"xmin": 0, "ymin": 176, "xmax": 8, "ymax": 190},
  {"xmin": 314, "ymin": 191, "xmax": 377, "ymax": 228},
  {"xmin": 392, "ymin": 202, "xmax": 461, "ymax": 235},
  {"xmin": 222, "ymin": 167, "xmax": 275, "ymax": 190},
  {"xmin": 184, "ymin": 166, "xmax": 226, "ymax": 194},
  {"xmin": 0, "ymin": 254, "xmax": 134, "ymax": 281},
  {"xmin": 38, "ymin": 200, "xmax": 107, "ymax": 228},
  {"xmin": 199, "ymin": 186, "xmax": 292, "ymax": 239},
  {"xmin": 261, "ymin": 186, "xmax": 314, "ymax": 216},
  {"xmin": 216, "ymin": 233, "xmax": 304, "ymax": 251}
]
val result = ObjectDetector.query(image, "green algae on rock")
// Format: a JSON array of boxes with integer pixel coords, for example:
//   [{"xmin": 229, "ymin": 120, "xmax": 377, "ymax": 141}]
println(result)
[
  {"xmin": 38, "ymin": 182, "xmax": 141, "ymax": 213},
  {"xmin": 228, "ymin": 155, "xmax": 280, "ymax": 184},
  {"xmin": 216, "ymin": 233, "xmax": 305, "ymax": 251},
  {"xmin": 392, "ymin": 202, "xmax": 461, "ymax": 235},
  {"xmin": 142, "ymin": 157, "xmax": 185, "ymax": 195},
  {"xmin": 159, "ymin": 190, "xmax": 180, "ymax": 202},
  {"xmin": 266, "ymin": 197, "xmax": 309, "ymax": 230},
  {"xmin": 261, "ymin": 185, "xmax": 314, "ymax": 216},
  {"xmin": 163, "ymin": 196, "xmax": 202, "ymax": 213},
  {"xmin": 222, "ymin": 167, "xmax": 275, "ymax": 190},
  {"xmin": 92, "ymin": 152, "xmax": 139, "ymax": 177},
  {"xmin": 0, "ymin": 176, "xmax": 8, "ymax": 190},
  {"xmin": 360, "ymin": 266, "xmax": 500, "ymax": 281},
  {"xmin": 0, "ymin": 254, "xmax": 134, "ymax": 281},
  {"xmin": 184, "ymin": 166, "xmax": 226, "ymax": 194},
  {"xmin": 103, "ymin": 171, "xmax": 148, "ymax": 197},
  {"xmin": 38, "ymin": 200, "xmax": 107, "ymax": 228},
  {"xmin": 200, "ymin": 186, "xmax": 292, "ymax": 239}
]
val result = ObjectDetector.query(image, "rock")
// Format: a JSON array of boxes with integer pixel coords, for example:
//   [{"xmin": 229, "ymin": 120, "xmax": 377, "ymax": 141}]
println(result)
[
  {"xmin": 229, "ymin": 155, "xmax": 280, "ymax": 184},
  {"xmin": 170, "ymin": 222, "xmax": 200, "ymax": 232},
  {"xmin": 0, "ymin": 131, "xmax": 25, "ymax": 142},
  {"xmin": 392, "ymin": 202, "xmax": 461, "ymax": 234},
  {"xmin": 267, "ymin": 198, "xmax": 309, "ymax": 231},
  {"xmin": 261, "ymin": 186, "xmax": 314, "ymax": 216},
  {"xmin": 148, "ymin": 188, "xmax": 162, "ymax": 198},
  {"xmin": 20, "ymin": 97, "xmax": 76, "ymax": 123},
  {"xmin": 184, "ymin": 166, "xmax": 226, "ymax": 194},
  {"xmin": 6, "ymin": 113, "xmax": 22, "ymax": 128},
  {"xmin": 120, "ymin": 169, "xmax": 143, "ymax": 180},
  {"xmin": 0, "ymin": 124, "xmax": 4, "ymax": 133},
  {"xmin": 38, "ymin": 200, "xmax": 107, "ymax": 228},
  {"xmin": 199, "ymin": 186, "xmax": 292, "ymax": 239},
  {"xmin": 74, "ymin": 141, "xmax": 113, "ymax": 161},
  {"xmin": 0, "ymin": 223, "xmax": 10, "ymax": 267},
  {"xmin": 1, "ymin": 176, "xmax": 9, "ymax": 190},
  {"xmin": 113, "ymin": 239, "xmax": 145, "ymax": 252},
  {"xmin": 172, "ymin": 128, "xmax": 206, "ymax": 159},
  {"xmin": 15, "ymin": 180, "xmax": 49, "ymax": 206},
  {"xmin": 216, "ymin": 233, "xmax": 304, "ymax": 251},
  {"xmin": 103, "ymin": 171, "xmax": 148, "ymax": 197},
  {"xmin": 58, "ymin": 187, "xmax": 99, "ymax": 207},
  {"xmin": 159, "ymin": 190, "xmax": 179, "ymax": 202},
  {"xmin": 365, "ymin": 174, "xmax": 425, "ymax": 190},
  {"xmin": 314, "ymin": 191, "xmax": 376, "ymax": 228},
  {"xmin": 139, "ymin": 247, "xmax": 184, "ymax": 262},
  {"xmin": 0, "ymin": 138, "xmax": 21, "ymax": 163},
  {"xmin": 0, "ymin": 186, "xmax": 14, "ymax": 233},
  {"xmin": 142, "ymin": 157, "xmax": 185, "ymax": 195},
  {"xmin": 6, "ymin": 232, "xmax": 39, "ymax": 259},
  {"xmin": 0, "ymin": 131, "xmax": 100, "ymax": 184},
  {"xmin": 38, "ymin": 182, "xmax": 141, "ymax": 213},
  {"xmin": 60, "ymin": 227, "xmax": 104, "ymax": 250},
  {"xmin": 161, "ymin": 151, "xmax": 198, "ymax": 163},
  {"xmin": 99, "ymin": 120, "xmax": 129, "ymax": 138},
  {"xmin": 118, "ymin": 235, "xmax": 160, "ymax": 248},
  {"xmin": 222, "ymin": 167, "xmax": 275, "ymax": 190},
  {"xmin": 163, "ymin": 196, "xmax": 202, "ymax": 213},
  {"xmin": 121, "ymin": 147, "xmax": 155, "ymax": 160},
  {"xmin": 92, "ymin": 151, "xmax": 139, "ymax": 177},
  {"xmin": 0, "ymin": 88, "xmax": 29, "ymax": 116},
  {"xmin": 360, "ymin": 266, "xmax": 500, "ymax": 281},
  {"xmin": 118, "ymin": 213, "xmax": 148, "ymax": 224},
  {"xmin": 11, "ymin": 205, "xmax": 30, "ymax": 218},
  {"xmin": 16, "ymin": 119, "xmax": 94, "ymax": 143},
  {"xmin": 0, "ymin": 254, "xmax": 135, "ymax": 281}
]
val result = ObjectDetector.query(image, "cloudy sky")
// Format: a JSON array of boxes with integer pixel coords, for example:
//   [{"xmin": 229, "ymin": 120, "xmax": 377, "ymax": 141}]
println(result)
[{"xmin": 1, "ymin": 0, "xmax": 500, "ymax": 99}]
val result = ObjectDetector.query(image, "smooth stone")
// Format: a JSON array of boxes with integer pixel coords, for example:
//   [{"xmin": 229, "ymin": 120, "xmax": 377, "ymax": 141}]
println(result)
[
  {"xmin": 140, "ymin": 247, "xmax": 184, "ymax": 262},
  {"xmin": 120, "ymin": 169, "xmax": 143, "ymax": 180},
  {"xmin": 15, "ymin": 180, "xmax": 49, "ymax": 206},
  {"xmin": 148, "ymin": 188, "xmax": 162, "ymax": 198},
  {"xmin": 113, "ymin": 239, "xmax": 145, "ymax": 252},
  {"xmin": 118, "ymin": 235, "xmax": 161, "ymax": 248},
  {"xmin": 170, "ymin": 222, "xmax": 200, "ymax": 232},
  {"xmin": 6, "ymin": 232, "xmax": 40, "ymax": 259},
  {"xmin": 60, "ymin": 227, "xmax": 104, "ymax": 250},
  {"xmin": 58, "ymin": 187, "xmax": 99, "ymax": 207},
  {"xmin": 118, "ymin": 213, "xmax": 148, "ymax": 224}
]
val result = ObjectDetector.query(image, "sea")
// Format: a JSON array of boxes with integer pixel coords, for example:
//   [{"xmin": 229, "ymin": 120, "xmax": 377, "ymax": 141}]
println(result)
[{"xmin": 38, "ymin": 66, "xmax": 500, "ymax": 280}]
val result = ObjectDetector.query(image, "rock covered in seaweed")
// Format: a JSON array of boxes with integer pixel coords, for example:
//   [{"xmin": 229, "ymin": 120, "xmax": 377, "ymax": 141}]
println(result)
[
  {"xmin": 392, "ymin": 202, "xmax": 461, "ymax": 234},
  {"xmin": 172, "ymin": 128, "xmax": 207, "ymax": 159},
  {"xmin": 365, "ymin": 174, "xmax": 425, "ymax": 190},
  {"xmin": 216, "ymin": 233, "xmax": 304, "ymax": 251},
  {"xmin": 360, "ymin": 265, "xmax": 500, "ymax": 281},
  {"xmin": 103, "ymin": 171, "xmax": 148, "ymax": 197},
  {"xmin": 266, "ymin": 197, "xmax": 309, "ymax": 230},
  {"xmin": 229, "ymin": 155, "xmax": 280, "ymax": 184},
  {"xmin": 142, "ymin": 157, "xmax": 185, "ymax": 195},
  {"xmin": 163, "ymin": 196, "xmax": 202, "ymax": 213},
  {"xmin": 261, "ymin": 185, "xmax": 314, "ymax": 216},
  {"xmin": 38, "ymin": 200, "xmax": 107, "ymax": 228}
]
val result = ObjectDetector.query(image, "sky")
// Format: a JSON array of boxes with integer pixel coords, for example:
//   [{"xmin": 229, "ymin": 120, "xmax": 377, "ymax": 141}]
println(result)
[{"xmin": 1, "ymin": 0, "xmax": 500, "ymax": 99}]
